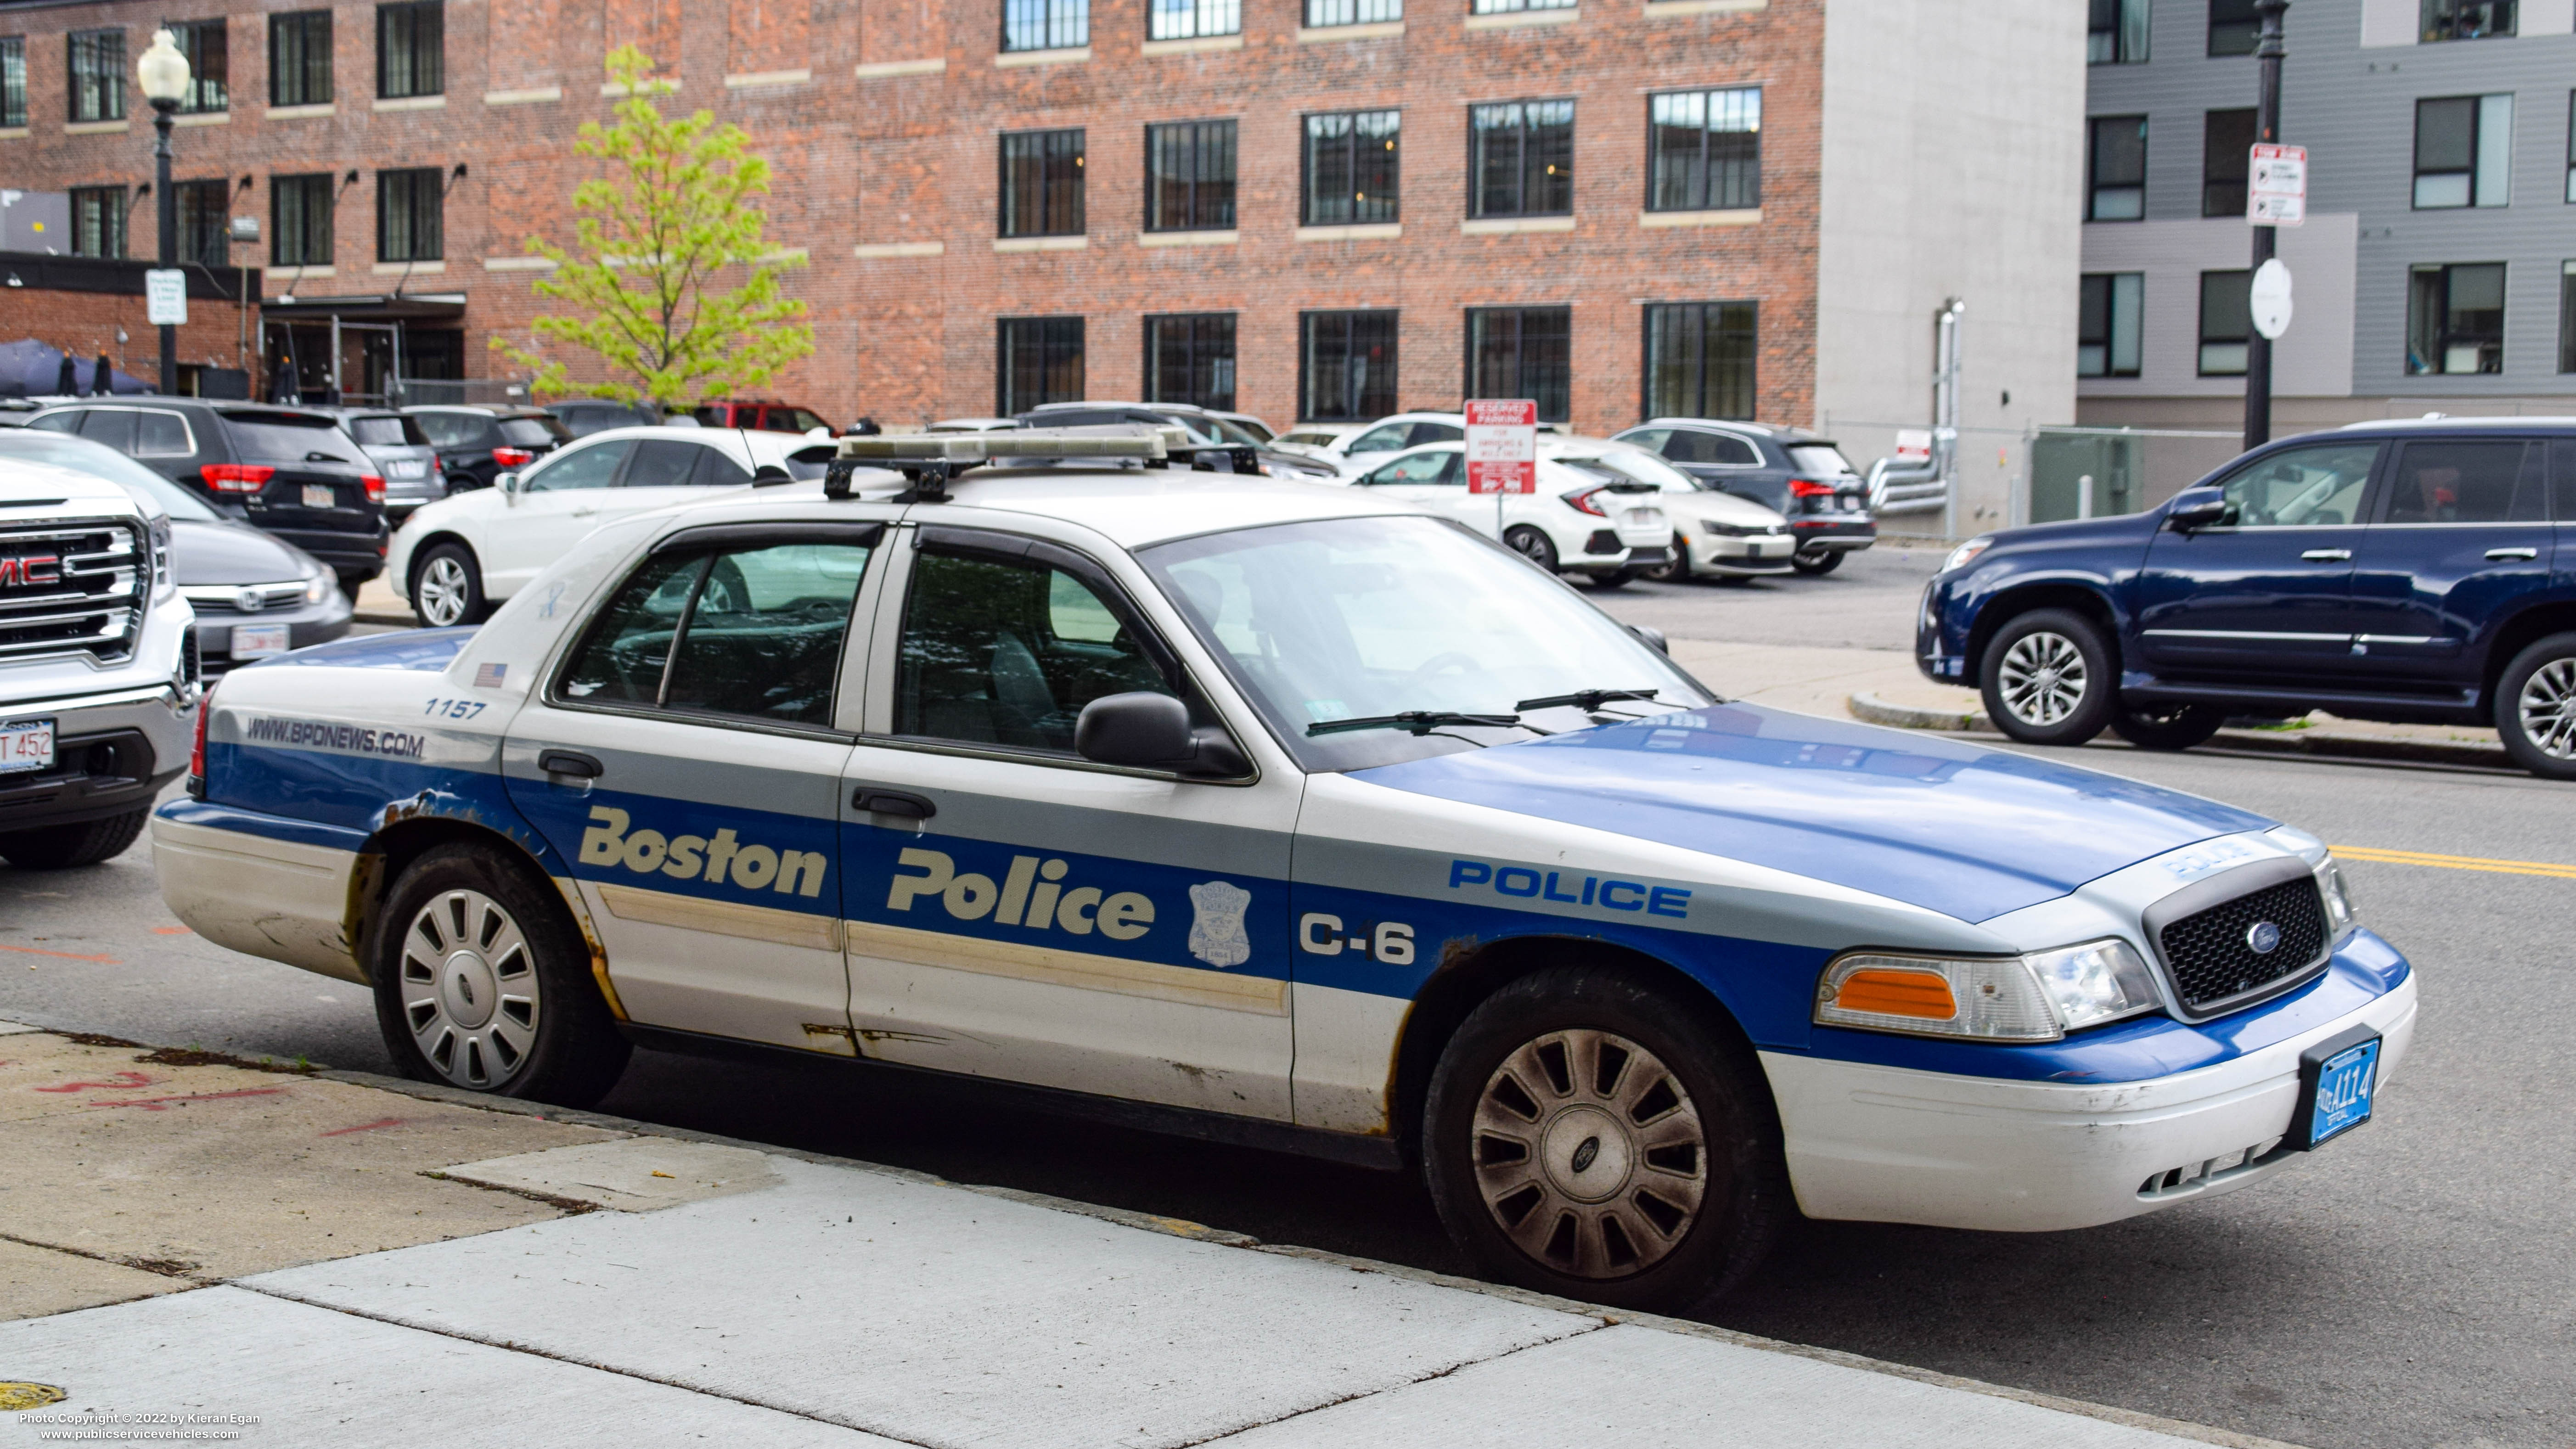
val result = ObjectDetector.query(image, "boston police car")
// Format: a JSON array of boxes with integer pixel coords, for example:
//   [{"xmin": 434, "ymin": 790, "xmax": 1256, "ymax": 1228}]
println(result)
[{"xmin": 151, "ymin": 426, "xmax": 2414, "ymax": 1311}]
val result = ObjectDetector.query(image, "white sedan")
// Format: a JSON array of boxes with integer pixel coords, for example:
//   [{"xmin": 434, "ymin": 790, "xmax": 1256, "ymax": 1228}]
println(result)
[
  {"xmin": 1551, "ymin": 445, "xmax": 1800, "ymax": 581},
  {"xmin": 1339, "ymin": 441, "xmax": 1673, "ymax": 584},
  {"xmin": 389, "ymin": 426, "xmax": 856, "ymax": 626}
]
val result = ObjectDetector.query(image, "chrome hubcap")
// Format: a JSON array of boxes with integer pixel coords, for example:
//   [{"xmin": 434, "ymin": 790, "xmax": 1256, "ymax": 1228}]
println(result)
[
  {"xmin": 2520, "ymin": 658, "xmax": 2576, "ymax": 760},
  {"xmin": 399, "ymin": 889, "xmax": 537, "ymax": 1089},
  {"xmin": 1471, "ymin": 1029, "xmax": 1707, "ymax": 1280},
  {"xmin": 1998, "ymin": 630, "xmax": 2090, "ymax": 727},
  {"xmin": 417, "ymin": 557, "xmax": 470, "ymax": 626}
]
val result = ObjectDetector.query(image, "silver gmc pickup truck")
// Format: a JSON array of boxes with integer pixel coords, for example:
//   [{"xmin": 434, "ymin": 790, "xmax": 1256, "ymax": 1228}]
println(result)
[{"xmin": 0, "ymin": 449, "xmax": 197, "ymax": 868}]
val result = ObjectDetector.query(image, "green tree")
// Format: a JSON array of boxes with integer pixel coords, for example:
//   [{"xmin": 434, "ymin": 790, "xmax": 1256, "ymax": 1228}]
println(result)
[{"xmin": 492, "ymin": 46, "xmax": 813, "ymax": 407}]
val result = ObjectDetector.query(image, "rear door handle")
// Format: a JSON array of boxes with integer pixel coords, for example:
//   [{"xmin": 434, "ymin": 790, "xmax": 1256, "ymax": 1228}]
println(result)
[
  {"xmin": 2485, "ymin": 546, "xmax": 2539, "ymax": 562},
  {"xmin": 2299, "ymin": 549, "xmax": 2351, "ymax": 562},
  {"xmin": 853, "ymin": 789, "xmax": 935, "ymax": 820},
  {"xmin": 538, "ymin": 749, "xmax": 602, "ymax": 779}
]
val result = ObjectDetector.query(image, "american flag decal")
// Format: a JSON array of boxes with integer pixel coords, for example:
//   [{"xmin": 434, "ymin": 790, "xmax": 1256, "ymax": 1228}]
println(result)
[{"xmin": 473, "ymin": 662, "xmax": 508, "ymax": 689}]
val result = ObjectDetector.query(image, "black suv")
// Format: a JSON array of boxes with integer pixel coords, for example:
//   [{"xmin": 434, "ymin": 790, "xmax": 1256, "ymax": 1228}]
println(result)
[
  {"xmin": 1613, "ymin": 419, "xmax": 1876, "ymax": 574},
  {"xmin": 408, "ymin": 405, "xmax": 573, "ymax": 491},
  {"xmin": 25, "ymin": 399, "xmax": 389, "ymax": 593}
]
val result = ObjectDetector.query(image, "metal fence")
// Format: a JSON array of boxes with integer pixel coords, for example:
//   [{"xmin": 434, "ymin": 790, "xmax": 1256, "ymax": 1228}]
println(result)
[
  {"xmin": 2025, "ymin": 426, "xmax": 2242, "ymax": 524},
  {"xmin": 389, "ymin": 377, "xmax": 534, "ymax": 408}
]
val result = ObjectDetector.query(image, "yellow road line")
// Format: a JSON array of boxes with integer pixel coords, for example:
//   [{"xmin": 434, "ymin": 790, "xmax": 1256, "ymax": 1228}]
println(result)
[{"xmin": 2331, "ymin": 845, "xmax": 2576, "ymax": 880}]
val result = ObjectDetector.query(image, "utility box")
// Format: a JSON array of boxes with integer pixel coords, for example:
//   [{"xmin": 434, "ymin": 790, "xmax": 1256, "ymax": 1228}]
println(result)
[{"xmin": 0, "ymin": 190, "xmax": 73, "ymax": 254}]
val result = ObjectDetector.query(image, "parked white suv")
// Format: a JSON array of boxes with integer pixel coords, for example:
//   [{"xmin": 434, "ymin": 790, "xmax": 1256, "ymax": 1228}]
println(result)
[
  {"xmin": 0, "ymin": 449, "xmax": 197, "ymax": 868},
  {"xmin": 1337, "ymin": 440, "xmax": 1672, "ymax": 584}
]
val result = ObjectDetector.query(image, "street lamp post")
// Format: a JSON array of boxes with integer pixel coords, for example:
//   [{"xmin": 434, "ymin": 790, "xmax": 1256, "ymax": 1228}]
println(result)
[
  {"xmin": 135, "ymin": 29, "xmax": 190, "ymax": 396},
  {"xmin": 2242, "ymin": 0, "xmax": 2289, "ymax": 451}
]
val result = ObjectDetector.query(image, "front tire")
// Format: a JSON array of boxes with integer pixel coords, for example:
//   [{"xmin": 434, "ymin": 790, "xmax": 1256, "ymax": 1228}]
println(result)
[
  {"xmin": 1790, "ymin": 548, "xmax": 1844, "ymax": 576},
  {"xmin": 2497, "ymin": 631, "xmax": 2576, "ymax": 781},
  {"xmin": 1503, "ymin": 526, "xmax": 1560, "ymax": 574},
  {"xmin": 369, "ymin": 843, "xmax": 629, "ymax": 1107},
  {"xmin": 2110, "ymin": 702, "xmax": 2226, "ymax": 752},
  {"xmin": 1980, "ymin": 607, "xmax": 2115, "ymax": 747},
  {"xmin": 411, "ymin": 543, "xmax": 489, "ymax": 628},
  {"xmin": 1423, "ymin": 964, "xmax": 1790, "ymax": 1314},
  {"xmin": 0, "ymin": 808, "xmax": 148, "ymax": 869}
]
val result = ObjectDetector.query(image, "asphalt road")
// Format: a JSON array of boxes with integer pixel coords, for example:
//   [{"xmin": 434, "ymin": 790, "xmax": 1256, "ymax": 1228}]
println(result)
[{"xmin": 4, "ymin": 561, "xmax": 2570, "ymax": 1449}]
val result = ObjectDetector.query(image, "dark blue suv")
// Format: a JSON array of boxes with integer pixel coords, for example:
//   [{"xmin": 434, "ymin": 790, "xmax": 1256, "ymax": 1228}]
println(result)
[{"xmin": 1918, "ymin": 419, "xmax": 2576, "ymax": 779}]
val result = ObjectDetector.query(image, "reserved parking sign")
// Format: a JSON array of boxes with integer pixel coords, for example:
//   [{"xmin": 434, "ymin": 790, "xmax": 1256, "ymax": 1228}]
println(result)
[{"xmin": 1465, "ymin": 399, "xmax": 1537, "ymax": 494}]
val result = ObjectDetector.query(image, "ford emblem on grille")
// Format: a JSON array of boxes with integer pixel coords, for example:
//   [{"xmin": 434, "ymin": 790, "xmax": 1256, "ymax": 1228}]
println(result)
[{"xmin": 2246, "ymin": 921, "xmax": 2283, "ymax": 955}]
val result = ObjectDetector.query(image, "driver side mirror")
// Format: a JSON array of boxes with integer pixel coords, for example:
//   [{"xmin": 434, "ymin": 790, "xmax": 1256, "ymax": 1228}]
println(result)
[
  {"xmin": 2165, "ymin": 489, "xmax": 2229, "ymax": 533},
  {"xmin": 1075, "ymin": 692, "xmax": 1247, "ymax": 777},
  {"xmin": 494, "ymin": 471, "xmax": 520, "ymax": 495}
]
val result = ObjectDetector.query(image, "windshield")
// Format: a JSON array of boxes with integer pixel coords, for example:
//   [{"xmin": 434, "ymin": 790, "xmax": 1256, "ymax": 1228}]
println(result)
[
  {"xmin": 223, "ymin": 412, "xmax": 360, "ymax": 465},
  {"xmin": 349, "ymin": 415, "xmax": 428, "ymax": 447},
  {"xmin": 1557, "ymin": 450, "xmax": 1695, "ymax": 490},
  {"xmin": 1787, "ymin": 444, "xmax": 1859, "ymax": 478},
  {"xmin": 1140, "ymin": 516, "xmax": 1709, "ymax": 772},
  {"xmin": 1203, "ymin": 416, "xmax": 1266, "ymax": 446},
  {"xmin": 0, "ymin": 431, "xmax": 219, "ymax": 520},
  {"xmin": 500, "ymin": 415, "xmax": 574, "ymax": 447}
]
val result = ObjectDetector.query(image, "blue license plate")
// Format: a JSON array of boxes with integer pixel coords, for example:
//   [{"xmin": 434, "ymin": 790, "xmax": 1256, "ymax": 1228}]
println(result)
[{"xmin": 2297, "ymin": 1030, "xmax": 2380, "ymax": 1150}]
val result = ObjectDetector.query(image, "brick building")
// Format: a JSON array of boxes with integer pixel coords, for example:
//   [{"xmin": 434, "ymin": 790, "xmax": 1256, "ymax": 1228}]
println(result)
[{"xmin": 1, "ymin": 0, "xmax": 2081, "ymax": 520}]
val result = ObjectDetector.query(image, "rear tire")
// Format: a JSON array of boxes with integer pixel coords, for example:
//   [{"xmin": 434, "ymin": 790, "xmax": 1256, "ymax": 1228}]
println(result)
[
  {"xmin": 411, "ymin": 543, "xmax": 489, "ymax": 628},
  {"xmin": 2109, "ymin": 702, "xmax": 2226, "ymax": 752},
  {"xmin": 1503, "ymin": 526, "xmax": 1560, "ymax": 574},
  {"xmin": 369, "ymin": 842, "xmax": 630, "ymax": 1108},
  {"xmin": 2496, "ymin": 631, "xmax": 2576, "ymax": 781},
  {"xmin": 1790, "ymin": 548, "xmax": 1844, "ymax": 576},
  {"xmin": 0, "ymin": 808, "xmax": 148, "ymax": 870},
  {"xmin": 1423, "ymin": 963, "xmax": 1790, "ymax": 1314},
  {"xmin": 1980, "ymin": 607, "xmax": 2115, "ymax": 747}
]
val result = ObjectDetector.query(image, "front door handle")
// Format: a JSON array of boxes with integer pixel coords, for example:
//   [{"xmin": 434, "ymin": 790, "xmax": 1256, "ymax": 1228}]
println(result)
[
  {"xmin": 2299, "ymin": 549, "xmax": 2351, "ymax": 562},
  {"xmin": 538, "ymin": 749, "xmax": 603, "ymax": 779},
  {"xmin": 854, "ymin": 789, "xmax": 935, "ymax": 820},
  {"xmin": 2485, "ymin": 546, "xmax": 2540, "ymax": 562}
]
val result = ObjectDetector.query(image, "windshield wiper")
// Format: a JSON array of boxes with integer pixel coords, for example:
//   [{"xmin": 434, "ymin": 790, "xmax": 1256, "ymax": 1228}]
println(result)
[
  {"xmin": 1308, "ymin": 711, "xmax": 1525, "ymax": 738},
  {"xmin": 1514, "ymin": 688, "xmax": 1659, "ymax": 713}
]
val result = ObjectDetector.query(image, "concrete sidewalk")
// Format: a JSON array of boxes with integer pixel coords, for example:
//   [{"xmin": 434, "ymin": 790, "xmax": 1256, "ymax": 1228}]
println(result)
[{"xmin": 0, "ymin": 1022, "xmax": 2293, "ymax": 1449}]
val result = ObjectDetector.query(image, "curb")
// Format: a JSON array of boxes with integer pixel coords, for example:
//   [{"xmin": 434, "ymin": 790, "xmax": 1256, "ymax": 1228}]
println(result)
[{"xmin": 1847, "ymin": 691, "xmax": 2514, "ymax": 771}]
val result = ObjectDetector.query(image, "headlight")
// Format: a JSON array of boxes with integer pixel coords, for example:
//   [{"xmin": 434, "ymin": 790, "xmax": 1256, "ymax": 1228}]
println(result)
[
  {"xmin": 304, "ymin": 572, "xmax": 334, "ymax": 605},
  {"xmin": 1940, "ymin": 535, "xmax": 1993, "ymax": 574},
  {"xmin": 148, "ymin": 515, "xmax": 174, "ymax": 601},
  {"xmin": 1815, "ymin": 938, "xmax": 2162, "ymax": 1041},
  {"xmin": 2315, "ymin": 857, "xmax": 2357, "ymax": 935}
]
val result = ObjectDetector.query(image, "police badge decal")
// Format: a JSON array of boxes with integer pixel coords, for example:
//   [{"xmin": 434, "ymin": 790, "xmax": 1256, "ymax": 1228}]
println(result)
[{"xmin": 1187, "ymin": 881, "xmax": 1253, "ymax": 968}]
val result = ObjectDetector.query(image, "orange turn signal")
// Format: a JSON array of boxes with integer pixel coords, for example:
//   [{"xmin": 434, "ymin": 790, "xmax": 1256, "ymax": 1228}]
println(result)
[{"xmin": 1833, "ymin": 967, "xmax": 1958, "ymax": 1021}]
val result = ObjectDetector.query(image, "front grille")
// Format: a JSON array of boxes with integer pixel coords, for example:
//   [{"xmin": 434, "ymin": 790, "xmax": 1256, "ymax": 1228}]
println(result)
[
  {"xmin": 2156, "ymin": 876, "xmax": 2329, "ymax": 1011},
  {"xmin": 183, "ymin": 582, "xmax": 307, "ymax": 615},
  {"xmin": 0, "ymin": 518, "xmax": 144, "ymax": 664}
]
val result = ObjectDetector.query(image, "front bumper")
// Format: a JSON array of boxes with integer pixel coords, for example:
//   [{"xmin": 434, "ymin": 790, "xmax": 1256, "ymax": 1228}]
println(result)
[
  {"xmin": 1682, "ymin": 530, "xmax": 1798, "ymax": 576},
  {"xmin": 1762, "ymin": 964, "xmax": 2417, "ymax": 1232},
  {"xmin": 0, "ymin": 682, "xmax": 194, "ymax": 833},
  {"xmin": 194, "ymin": 595, "xmax": 355, "ymax": 674},
  {"xmin": 266, "ymin": 523, "xmax": 392, "ymax": 582}
]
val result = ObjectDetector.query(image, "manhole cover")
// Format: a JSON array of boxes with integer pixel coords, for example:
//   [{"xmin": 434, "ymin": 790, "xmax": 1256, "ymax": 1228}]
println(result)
[{"xmin": 0, "ymin": 1382, "xmax": 67, "ymax": 1411}]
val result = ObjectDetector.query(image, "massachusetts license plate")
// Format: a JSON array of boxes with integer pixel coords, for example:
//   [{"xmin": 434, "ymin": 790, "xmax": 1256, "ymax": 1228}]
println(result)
[
  {"xmin": 231, "ymin": 623, "xmax": 291, "ymax": 658},
  {"xmin": 2294, "ymin": 1027, "xmax": 2381, "ymax": 1150},
  {"xmin": 303, "ymin": 483, "xmax": 337, "ymax": 509},
  {"xmin": 0, "ymin": 718, "xmax": 56, "ymax": 775},
  {"xmin": 386, "ymin": 459, "xmax": 428, "ymax": 479}
]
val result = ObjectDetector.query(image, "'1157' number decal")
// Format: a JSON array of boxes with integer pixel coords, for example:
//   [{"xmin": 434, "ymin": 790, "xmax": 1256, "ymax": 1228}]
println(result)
[{"xmin": 422, "ymin": 697, "xmax": 487, "ymax": 719}]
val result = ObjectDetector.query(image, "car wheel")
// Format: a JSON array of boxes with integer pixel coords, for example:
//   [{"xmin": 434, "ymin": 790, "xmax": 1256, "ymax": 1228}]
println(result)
[
  {"xmin": 1644, "ymin": 552, "xmax": 1692, "ymax": 583},
  {"xmin": 1980, "ymin": 607, "xmax": 2115, "ymax": 746},
  {"xmin": 369, "ymin": 842, "xmax": 630, "ymax": 1107},
  {"xmin": 2110, "ymin": 702, "xmax": 2226, "ymax": 752},
  {"xmin": 411, "ymin": 543, "xmax": 488, "ymax": 628},
  {"xmin": 1423, "ymin": 963, "xmax": 1790, "ymax": 1314},
  {"xmin": 2496, "ymin": 631, "xmax": 2576, "ymax": 781},
  {"xmin": 1503, "ymin": 526, "xmax": 1560, "ymax": 574},
  {"xmin": 1790, "ymin": 548, "xmax": 1843, "ymax": 576},
  {"xmin": 0, "ymin": 808, "xmax": 148, "ymax": 870}
]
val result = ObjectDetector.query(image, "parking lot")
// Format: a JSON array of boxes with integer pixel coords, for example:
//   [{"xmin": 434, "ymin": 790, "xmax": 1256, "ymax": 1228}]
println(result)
[{"xmin": 4, "ymin": 546, "xmax": 2567, "ymax": 1449}]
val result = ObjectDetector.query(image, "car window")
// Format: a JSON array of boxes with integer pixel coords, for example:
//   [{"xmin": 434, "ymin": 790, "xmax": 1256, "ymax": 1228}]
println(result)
[
  {"xmin": 1280, "ymin": 429, "xmax": 1340, "ymax": 449},
  {"xmin": 1664, "ymin": 430, "xmax": 1760, "ymax": 466},
  {"xmin": 1364, "ymin": 450, "xmax": 1458, "ymax": 486},
  {"xmin": 1620, "ymin": 428, "xmax": 1672, "ymax": 454},
  {"xmin": 0, "ymin": 430, "xmax": 220, "ymax": 519},
  {"xmin": 622, "ymin": 439, "xmax": 700, "ymax": 489},
  {"xmin": 895, "ymin": 547, "xmax": 1172, "ymax": 753},
  {"xmin": 779, "ymin": 446, "xmax": 834, "ymax": 483},
  {"xmin": 524, "ymin": 438, "xmax": 632, "ymax": 491},
  {"xmin": 1559, "ymin": 450, "xmax": 1694, "ymax": 490},
  {"xmin": 785, "ymin": 410, "xmax": 829, "ymax": 434},
  {"xmin": 224, "ymin": 412, "xmax": 358, "ymax": 464},
  {"xmin": 1150, "ymin": 412, "xmax": 1223, "ymax": 445},
  {"xmin": 559, "ymin": 540, "xmax": 872, "ymax": 726},
  {"xmin": 2554, "ymin": 442, "xmax": 2576, "ymax": 524},
  {"xmin": 689, "ymin": 405, "xmax": 729, "ymax": 427},
  {"xmin": 694, "ymin": 446, "xmax": 759, "ymax": 487},
  {"xmin": 2216, "ymin": 443, "xmax": 2378, "ymax": 528},
  {"xmin": 1786, "ymin": 444, "xmax": 1859, "ymax": 478},
  {"xmin": 2379, "ymin": 441, "xmax": 2543, "ymax": 525},
  {"xmin": 75, "ymin": 408, "xmax": 135, "ymax": 453},
  {"xmin": 499, "ymin": 416, "xmax": 571, "ymax": 447},
  {"xmin": 1346, "ymin": 424, "xmax": 1413, "ymax": 453},
  {"xmin": 135, "ymin": 410, "xmax": 195, "ymax": 457},
  {"xmin": 1407, "ymin": 422, "xmax": 1465, "ymax": 447},
  {"xmin": 27, "ymin": 411, "xmax": 82, "ymax": 434},
  {"xmin": 1223, "ymin": 417, "xmax": 1274, "ymax": 443},
  {"xmin": 412, "ymin": 411, "xmax": 478, "ymax": 448},
  {"xmin": 349, "ymin": 415, "xmax": 427, "ymax": 447}
]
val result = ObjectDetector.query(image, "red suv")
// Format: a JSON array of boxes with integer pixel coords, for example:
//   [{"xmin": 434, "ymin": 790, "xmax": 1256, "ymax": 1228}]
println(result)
[{"xmin": 692, "ymin": 401, "xmax": 832, "ymax": 434}]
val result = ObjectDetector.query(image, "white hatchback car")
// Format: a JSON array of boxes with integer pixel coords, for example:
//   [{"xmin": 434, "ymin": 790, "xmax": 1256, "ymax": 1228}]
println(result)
[
  {"xmin": 1547, "ymin": 444, "xmax": 1799, "ymax": 581},
  {"xmin": 1339, "ymin": 441, "xmax": 1672, "ymax": 584},
  {"xmin": 390, "ymin": 427, "xmax": 861, "ymax": 626}
]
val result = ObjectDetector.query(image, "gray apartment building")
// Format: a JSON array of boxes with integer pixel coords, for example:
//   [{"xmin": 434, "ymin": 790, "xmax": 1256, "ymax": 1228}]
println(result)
[{"xmin": 2078, "ymin": 0, "xmax": 2576, "ymax": 432}]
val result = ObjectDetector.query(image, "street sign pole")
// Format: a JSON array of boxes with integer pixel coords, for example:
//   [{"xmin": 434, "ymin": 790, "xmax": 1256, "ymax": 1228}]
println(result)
[{"xmin": 2243, "ymin": 0, "xmax": 2291, "ymax": 452}]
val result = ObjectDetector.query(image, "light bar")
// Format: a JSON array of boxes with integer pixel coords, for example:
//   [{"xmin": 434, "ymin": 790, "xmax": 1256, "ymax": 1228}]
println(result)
[{"xmin": 837, "ymin": 423, "xmax": 1178, "ymax": 465}]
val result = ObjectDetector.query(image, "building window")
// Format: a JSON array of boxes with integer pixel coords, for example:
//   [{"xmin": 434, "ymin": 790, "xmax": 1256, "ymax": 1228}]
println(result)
[
  {"xmin": 2422, "ymin": 0, "xmax": 2513, "ymax": 40},
  {"xmin": 1465, "ymin": 307, "xmax": 1571, "ymax": 423},
  {"xmin": 1146, "ymin": 120, "xmax": 1235, "ymax": 231},
  {"xmin": 2408, "ymin": 263, "xmax": 2505, "ymax": 375},
  {"xmin": 998, "ymin": 317, "xmax": 1084, "ymax": 413},
  {"xmin": 176, "ymin": 179, "xmax": 231, "ymax": 266},
  {"xmin": 1469, "ymin": 101, "xmax": 1574, "ymax": 219},
  {"xmin": 377, "ymin": 2, "xmax": 443, "ymax": 99},
  {"xmin": 1150, "ymin": 0, "xmax": 1239, "ymax": 39},
  {"xmin": 1000, "ymin": 129, "xmax": 1085, "ymax": 237},
  {"xmin": 1471, "ymin": 0, "xmax": 1575, "ymax": 13},
  {"xmin": 2202, "ymin": 109, "xmax": 2255, "ymax": 216},
  {"xmin": 2414, "ymin": 95, "xmax": 2512, "ymax": 209},
  {"xmin": 1305, "ymin": 0, "xmax": 1400, "ymax": 22},
  {"xmin": 2208, "ymin": 0, "xmax": 2259, "ymax": 55},
  {"xmin": 2089, "ymin": 0, "xmax": 2149, "ymax": 63},
  {"xmin": 1303, "ymin": 110, "xmax": 1400, "ymax": 225},
  {"xmin": 1648, "ymin": 88, "xmax": 1760, "ymax": 212},
  {"xmin": 0, "ymin": 37, "xmax": 25, "ymax": 130},
  {"xmin": 2086, "ymin": 115, "xmax": 2147, "ymax": 221},
  {"xmin": 272, "ymin": 173, "xmax": 334, "ymax": 266},
  {"xmin": 377, "ymin": 167, "xmax": 443, "ymax": 262},
  {"xmin": 67, "ymin": 29, "xmax": 123, "ymax": 123},
  {"xmin": 167, "ymin": 19, "xmax": 228, "ymax": 113},
  {"xmin": 1003, "ymin": 0, "xmax": 1088, "ymax": 51},
  {"xmin": 1299, "ymin": 310, "xmax": 1397, "ymax": 421},
  {"xmin": 2078, "ymin": 274, "xmax": 2144, "ymax": 377},
  {"xmin": 69, "ymin": 185, "xmax": 126, "ymax": 258},
  {"xmin": 1642, "ymin": 302, "xmax": 1755, "ymax": 421},
  {"xmin": 2560, "ymin": 263, "xmax": 2576, "ymax": 373},
  {"xmin": 1144, "ymin": 314, "xmax": 1236, "ymax": 410},
  {"xmin": 2197, "ymin": 271, "xmax": 2250, "ymax": 376},
  {"xmin": 270, "ymin": 11, "xmax": 332, "ymax": 107}
]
